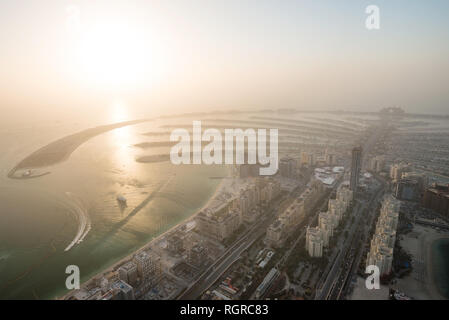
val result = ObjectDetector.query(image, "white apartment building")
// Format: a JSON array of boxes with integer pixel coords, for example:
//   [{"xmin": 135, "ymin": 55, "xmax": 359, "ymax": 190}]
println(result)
[
  {"xmin": 306, "ymin": 226, "xmax": 324, "ymax": 258},
  {"xmin": 318, "ymin": 212, "xmax": 334, "ymax": 247},
  {"xmin": 196, "ymin": 207, "xmax": 241, "ymax": 242},
  {"xmin": 265, "ymin": 197, "xmax": 306, "ymax": 248},
  {"xmin": 366, "ymin": 195, "xmax": 400, "ymax": 276},
  {"xmin": 305, "ymin": 183, "xmax": 353, "ymax": 258}
]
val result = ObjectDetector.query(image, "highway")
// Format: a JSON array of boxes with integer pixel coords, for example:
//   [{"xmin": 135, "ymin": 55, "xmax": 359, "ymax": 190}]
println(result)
[
  {"xmin": 331, "ymin": 181, "xmax": 385, "ymax": 300},
  {"xmin": 180, "ymin": 123, "xmax": 388, "ymax": 300},
  {"xmin": 314, "ymin": 201, "xmax": 362, "ymax": 300},
  {"xmin": 315, "ymin": 124, "xmax": 386, "ymax": 300},
  {"xmin": 339, "ymin": 175, "xmax": 388, "ymax": 299},
  {"xmin": 177, "ymin": 197, "xmax": 284, "ymax": 300}
]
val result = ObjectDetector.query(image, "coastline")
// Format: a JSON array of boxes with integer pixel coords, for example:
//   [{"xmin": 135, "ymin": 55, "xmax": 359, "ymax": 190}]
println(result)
[
  {"xmin": 397, "ymin": 224, "xmax": 449, "ymax": 300},
  {"xmin": 8, "ymin": 119, "xmax": 150, "ymax": 179},
  {"xmin": 428, "ymin": 235, "xmax": 449, "ymax": 300},
  {"xmin": 59, "ymin": 167, "xmax": 233, "ymax": 299}
]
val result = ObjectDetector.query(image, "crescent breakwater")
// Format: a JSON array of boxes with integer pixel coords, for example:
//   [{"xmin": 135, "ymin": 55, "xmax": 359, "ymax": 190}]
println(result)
[{"xmin": 7, "ymin": 119, "xmax": 150, "ymax": 179}]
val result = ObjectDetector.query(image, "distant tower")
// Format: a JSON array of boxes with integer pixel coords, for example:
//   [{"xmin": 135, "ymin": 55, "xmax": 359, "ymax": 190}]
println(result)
[{"xmin": 350, "ymin": 146, "xmax": 362, "ymax": 192}]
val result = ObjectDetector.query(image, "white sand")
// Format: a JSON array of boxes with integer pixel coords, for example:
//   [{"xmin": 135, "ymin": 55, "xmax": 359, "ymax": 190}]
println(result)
[{"xmin": 395, "ymin": 224, "xmax": 449, "ymax": 300}]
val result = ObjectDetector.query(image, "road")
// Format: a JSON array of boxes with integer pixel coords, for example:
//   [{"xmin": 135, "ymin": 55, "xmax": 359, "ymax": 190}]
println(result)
[
  {"xmin": 339, "ymin": 177, "xmax": 387, "ymax": 299},
  {"xmin": 314, "ymin": 200, "xmax": 363, "ymax": 300},
  {"xmin": 331, "ymin": 181, "xmax": 385, "ymax": 300},
  {"xmin": 177, "ymin": 197, "xmax": 285, "ymax": 300},
  {"xmin": 315, "ymin": 124, "xmax": 386, "ymax": 300},
  {"xmin": 180, "ymin": 122, "xmax": 388, "ymax": 300}
]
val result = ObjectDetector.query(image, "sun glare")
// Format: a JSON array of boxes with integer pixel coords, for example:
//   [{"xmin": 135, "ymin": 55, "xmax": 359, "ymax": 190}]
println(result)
[
  {"xmin": 80, "ymin": 23, "xmax": 146, "ymax": 87},
  {"xmin": 67, "ymin": 18, "xmax": 167, "ymax": 90},
  {"xmin": 111, "ymin": 100, "xmax": 129, "ymax": 122}
]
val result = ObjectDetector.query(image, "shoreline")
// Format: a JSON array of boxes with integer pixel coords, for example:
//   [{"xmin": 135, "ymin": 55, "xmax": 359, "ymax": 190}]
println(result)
[
  {"xmin": 427, "ymin": 235, "xmax": 449, "ymax": 300},
  {"xmin": 59, "ymin": 167, "xmax": 233, "ymax": 299},
  {"xmin": 8, "ymin": 119, "xmax": 150, "ymax": 179},
  {"xmin": 397, "ymin": 224, "xmax": 449, "ymax": 300}
]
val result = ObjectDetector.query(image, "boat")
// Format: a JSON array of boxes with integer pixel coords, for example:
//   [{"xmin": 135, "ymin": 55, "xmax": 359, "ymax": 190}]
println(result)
[
  {"xmin": 116, "ymin": 194, "xmax": 127, "ymax": 206},
  {"xmin": 22, "ymin": 170, "xmax": 32, "ymax": 177}
]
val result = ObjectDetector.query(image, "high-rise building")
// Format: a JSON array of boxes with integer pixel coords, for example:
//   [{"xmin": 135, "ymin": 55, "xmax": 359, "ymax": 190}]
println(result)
[
  {"xmin": 350, "ymin": 146, "xmax": 362, "ymax": 192},
  {"xmin": 279, "ymin": 156, "xmax": 296, "ymax": 178},
  {"xmin": 318, "ymin": 212, "xmax": 334, "ymax": 247},
  {"xmin": 389, "ymin": 162, "xmax": 411, "ymax": 182},
  {"xmin": 422, "ymin": 183, "xmax": 449, "ymax": 217},
  {"xmin": 325, "ymin": 151, "xmax": 336, "ymax": 166},
  {"xmin": 402, "ymin": 172, "xmax": 428, "ymax": 193},
  {"xmin": 308, "ymin": 153, "xmax": 316, "ymax": 166},
  {"xmin": 265, "ymin": 196, "xmax": 306, "ymax": 248},
  {"xmin": 335, "ymin": 183, "xmax": 353, "ymax": 211},
  {"xmin": 305, "ymin": 226, "xmax": 324, "ymax": 257},
  {"xmin": 369, "ymin": 155, "xmax": 385, "ymax": 173},
  {"xmin": 300, "ymin": 151, "xmax": 309, "ymax": 166},
  {"xmin": 133, "ymin": 251, "xmax": 161, "ymax": 283},
  {"xmin": 118, "ymin": 261, "xmax": 138, "ymax": 286},
  {"xmin": 366, "ymin": 195, "xmax": 400, "ymax": 276},
  {"xmin": 300, "ymin": 151, "xmax": 315, "ymax": 167},
  {"xmin": 196, "ymin": 206, "xmax": 241, "ymax": 242},
  {"xmin": 394, "ymin": 179, "xmax": 420, "ymax": 201}
]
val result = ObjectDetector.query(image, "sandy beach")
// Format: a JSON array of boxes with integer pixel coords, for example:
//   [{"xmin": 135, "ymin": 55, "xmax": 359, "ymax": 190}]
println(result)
[{"xmin": 396, "ymin": 224, "xmax": 449, "ymax": 300}]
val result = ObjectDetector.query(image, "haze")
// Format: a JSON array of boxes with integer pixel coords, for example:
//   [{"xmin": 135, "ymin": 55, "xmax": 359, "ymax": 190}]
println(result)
[{"xmin": 1, "ymin": 0, "xmax": 448, "ymax": 124}]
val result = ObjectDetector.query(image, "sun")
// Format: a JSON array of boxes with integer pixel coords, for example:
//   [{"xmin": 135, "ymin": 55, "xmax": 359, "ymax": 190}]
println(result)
[
  {"xmin": 78, "ymin": 21, "xmax": 148, "ymax": 89},
  {"xmin": 67, "ymin": 18, "xmax": 167, "ymax": 90}
]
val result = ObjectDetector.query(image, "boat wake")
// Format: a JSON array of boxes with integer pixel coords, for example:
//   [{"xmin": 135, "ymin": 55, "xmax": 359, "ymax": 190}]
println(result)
[{"xmin": 64, "ymin": 192, "xmax": 91, "ymax": 252}]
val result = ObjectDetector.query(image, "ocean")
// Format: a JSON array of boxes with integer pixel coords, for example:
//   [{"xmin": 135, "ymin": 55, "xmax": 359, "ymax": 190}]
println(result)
[
  {"xmin": 0, "ymin": 117, "xmax": 226, "ymax": 299},
  {"xmin": 431, "ymin": 238, "xmax": 449, "ymax": 299}
]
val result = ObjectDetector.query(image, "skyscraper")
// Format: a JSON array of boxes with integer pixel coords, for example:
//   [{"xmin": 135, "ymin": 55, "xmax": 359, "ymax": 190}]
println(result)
[{"xmin": 350, "ymin": 146, "xmax": 362, "ymax": 192}]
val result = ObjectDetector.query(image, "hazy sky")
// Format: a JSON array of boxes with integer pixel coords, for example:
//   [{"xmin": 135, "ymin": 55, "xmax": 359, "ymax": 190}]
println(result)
[{"xmin": 1, "ymin": 0, "xmax": 448, "ymax": 121}]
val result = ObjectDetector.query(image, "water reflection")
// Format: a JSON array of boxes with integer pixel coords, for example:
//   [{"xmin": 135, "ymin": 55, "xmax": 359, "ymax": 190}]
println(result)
[{"xmin": 110, "ymin": 101, "xmax": 135, "ymax": 170}]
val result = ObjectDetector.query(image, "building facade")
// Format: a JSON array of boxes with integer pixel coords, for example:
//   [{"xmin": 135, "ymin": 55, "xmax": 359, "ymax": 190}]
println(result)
[
  {"xmin": 366, "ymin": 195, "xmax": 400, "ymax": 276},
  {"xmin": 118, "ymin": 261, "xmax": 138, "ymax": 286},
  {"xmin": 422, "ymin": 183, "xmax": 449, "ymax": 217},
  {"xmin": 350, "ymin": 146, "xmax": 362, "ymax": 192}
]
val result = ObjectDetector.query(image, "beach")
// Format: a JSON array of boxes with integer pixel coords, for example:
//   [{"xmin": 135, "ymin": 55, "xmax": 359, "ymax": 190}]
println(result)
[{"xmin": 396, "ymin": 224, "xmax": 449, "ymax": 300}]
